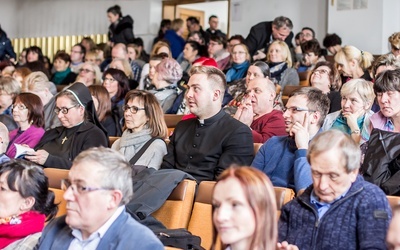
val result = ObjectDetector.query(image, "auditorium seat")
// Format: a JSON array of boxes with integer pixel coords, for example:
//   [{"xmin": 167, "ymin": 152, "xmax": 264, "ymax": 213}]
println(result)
[{"xmin": 43, "ymin": 168, "xmax": 69, "ymax": 189}]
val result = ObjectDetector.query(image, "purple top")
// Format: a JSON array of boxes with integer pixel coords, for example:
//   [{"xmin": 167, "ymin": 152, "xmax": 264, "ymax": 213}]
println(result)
[{"xmin": 6, "ymin": 125, "xmax": 45, "ymax": 158}]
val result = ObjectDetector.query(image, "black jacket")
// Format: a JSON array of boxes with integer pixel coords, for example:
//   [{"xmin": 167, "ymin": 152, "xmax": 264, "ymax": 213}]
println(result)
[
  {"xmin": 245, "ymin": 21, "xmax": 293, "ymax": 56},
  {"xmin": 35, "ymin": 122, "xmax": 108, "ymax": 169},
  {"xmin": 108, "ymin": 15, "xmax": 135, "ymax": 44}
]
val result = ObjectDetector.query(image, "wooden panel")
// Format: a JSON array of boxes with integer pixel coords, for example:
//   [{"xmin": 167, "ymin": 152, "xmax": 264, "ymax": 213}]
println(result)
[{"xmin": 176, "ymin": 7, "xmax": 205, "ymax": 39}]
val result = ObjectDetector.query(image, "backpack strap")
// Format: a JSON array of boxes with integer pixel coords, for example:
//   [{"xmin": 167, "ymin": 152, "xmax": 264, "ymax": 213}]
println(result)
[{"xmin": 129, "ymin": 137, "xmax": 163, "ymax": 165}]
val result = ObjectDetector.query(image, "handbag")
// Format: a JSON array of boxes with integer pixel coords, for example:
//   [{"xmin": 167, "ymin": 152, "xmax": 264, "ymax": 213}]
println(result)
[
  {"xmin": 361, "ymin": 128, "xmax": 400, "ymax": 195},
  {"xmin": 153, "ymin": 228, "xmax": 204, "ymax": 250}
]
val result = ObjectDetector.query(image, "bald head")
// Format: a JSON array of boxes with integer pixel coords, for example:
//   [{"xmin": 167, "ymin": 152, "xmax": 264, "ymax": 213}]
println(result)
[{"xmin": 112, "ymin": 43, "xmax": 128, "ymax": 60}]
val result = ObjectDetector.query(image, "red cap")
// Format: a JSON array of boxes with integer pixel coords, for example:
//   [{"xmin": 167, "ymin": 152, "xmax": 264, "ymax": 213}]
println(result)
[{"xmin": 192, "ymin": 57, "xmax": 218, "ymax": 68}]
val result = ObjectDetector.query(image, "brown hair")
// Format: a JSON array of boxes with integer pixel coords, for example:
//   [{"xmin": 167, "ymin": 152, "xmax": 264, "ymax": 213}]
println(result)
[
  {"xmin": 88, "ymin": 85, "xmax": 112, "ymax": 122},
  {"xmin": 309, "ymin": 61, "xmax": 342, "ymax": 91},
  {"xmin": 14, "ymin": 93, "xmax": 45, "ymax": 128},
  {"xmin": 123, "ymin": 90, "xmax": 168, "ymax": 138},
  {"xmin": 211, "ymin": 166, "xmax": 277, "ymax": 250}
]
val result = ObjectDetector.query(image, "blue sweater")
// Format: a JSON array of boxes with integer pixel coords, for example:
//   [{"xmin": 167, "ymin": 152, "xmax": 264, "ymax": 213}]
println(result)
[
  {"xmin": 279, "ymin": 176, "xmax": 391, "ymax": 250},
  {"xmin": 164, "ymin": 30, "xmax": 185, "ymax": 59},
  {"xmin": 252, "ymin": 136, "xmax": 312, "ymax": 192}
]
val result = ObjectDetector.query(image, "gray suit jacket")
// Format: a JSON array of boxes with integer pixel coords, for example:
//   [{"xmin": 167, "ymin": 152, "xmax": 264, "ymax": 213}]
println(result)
[{"xmin": 35, "ymin": 209, "xmax": 164, "ymax": 250}]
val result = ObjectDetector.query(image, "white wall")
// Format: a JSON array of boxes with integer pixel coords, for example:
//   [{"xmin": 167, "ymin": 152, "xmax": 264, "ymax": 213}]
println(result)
[
  {"xmin": 328, "ymin": 0, "xmax": 400, "ymax": 54},
  {"xmin": 229, "ymin": 0, "xmax": 327, "ymax": 44},
  {"xmin": 178, "ymin": 1, "xmax": 229, "ymax": 34},
  {"xmin": 0, "ymin": 0, "xmax": 18, "ymax": 36}
]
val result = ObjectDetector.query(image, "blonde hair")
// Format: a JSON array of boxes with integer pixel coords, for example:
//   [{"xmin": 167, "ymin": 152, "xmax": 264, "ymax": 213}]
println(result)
[
  {"xmin": 171, "ymin": 18, "xmax": 184, "ymax": 32},
  {"xmin": 231, "ymin": 43, "xmax": 251, "ymax": 62},
  {"xmin": 267, "ymin": 40, "xmax": 293, "ymax": 67},
  {"xmin": 110, "ymin": 58, "xmax": 133, "ymax": 79},
  {"xmin": 334, "ymin": 45, "xmax": 374, "ymax": 70},
  {"xmin": 81, "ymin": 62, "xmax": 102, "ymax": 85},
  {"xmin": 151, "ymin": 41, "xmax": 171, "ymax": 58},
  {"xmin": 24, "ymin": 71, "xmax": 54, "ymax": 93},
  {"xmin": 389, "ymin": 32, "xmax": 400, "ymax": 49},
  {"xmin": 340, "ymin": 78, "xmax": 375, "ymax": 109}
]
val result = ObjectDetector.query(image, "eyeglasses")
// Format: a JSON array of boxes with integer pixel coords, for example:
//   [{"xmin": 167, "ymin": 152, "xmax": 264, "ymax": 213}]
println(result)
[
  {"xmin": 283, "ymin": 106, "xmax": 316, "ymax": 113},
  {"xmin": 232, "ymin": 51, "xmax": 246, "ymax": 55},
  {"xmin": 11, "ymin": 104, "xmax": 28, "ymax": 111},
  {"xmin": 300, "ymin": 33, "xmax": 313, "ymax": 38},
  {"xmin": 103, "ymin": 77, "xmax": 117, "ymax": 84},
  {"xmin": 312, "ymin": 69, "xmax": 330, "ymax": 75},
  {"xmin": 54, "ymin": 104, "xmax": 79, "ymax": 115},
  {"xmin": 79, "ymin": 68, "xmax": 94, "ymax": 73},
  {"xmin": 122, "ymin": 105, "xmax": 145, "ymax": 114},
  {"xmin": 61, "ymin": 179, "xmax": 113, "ymax": 195}
]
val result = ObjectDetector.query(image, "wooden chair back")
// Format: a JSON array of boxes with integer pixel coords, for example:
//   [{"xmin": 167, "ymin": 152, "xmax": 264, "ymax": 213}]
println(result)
[
  {"xmin": 152, "ymin": 179, "xmax": 197, "ymax": 229},
  {"xmin": 49, "ymin": 188, "xmax": 67, "ymax": 218},
  {"xmin": 43, "ymin": 168, "xmax": 69, "ymax": 189}
]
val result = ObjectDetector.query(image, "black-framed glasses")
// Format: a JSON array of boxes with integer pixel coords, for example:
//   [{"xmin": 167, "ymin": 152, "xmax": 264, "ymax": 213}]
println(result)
[
  {"xmin": 283, "ymin": 106, "xmax": 316, "ymax": 113},
  {"xmin": 61, "ymin": 179, "xmax": 114, "ymax": 195},
  {"xmin": 54, "ymin": 104, "xmax": 79, "ymax": 115},
  {"xmin": 11, "ymin": 104, "xmax": 28, "ymax": 111},
  {"xmin": 122, "ymin": 105, "xmax": 145, "ymax": 114}
]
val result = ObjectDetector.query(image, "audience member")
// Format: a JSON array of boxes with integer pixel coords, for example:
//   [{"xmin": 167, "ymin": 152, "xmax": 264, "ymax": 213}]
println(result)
[
  {"xmin": 109, "ymin": 58, "xmax": 137, "ymax": 89},
  {"xmin": 278, "ymin": 130, "xmax": 391, "ymax": 250},
  {"xmin": 334, "ymin": 45, "xmax": 374, "ymax": 81},
  {"xmin": 107, "ymin": 5, "xmax": 135, "ymax": 45},
  {"xmin": 245, "ymin": 16, "xmax": 294, "ymax": 60},
  {"xmin": 206, "ymin": 15, "xmax": 226, "ymax": 39},
  {"xmin": 127, "ymin": 43, "xmax": 146, "ymax": 68},
  {"xmin": 112, "ymin": 90, "xmax": 168, "ymax": 169},
  {"xmin": 300, "ymin": 39, "xmax": 325, "ymax": 71},
  {"xmin": 227, "ymin": 34, "xmax": 246, "ymax": 54},
  {"xmin": 323, "ymin": 33, "xmax": 342, "ymax": 55},
  {"xmin": 0, "ymin": 160, "xmax": 58, "ymax": 249},
  {"xmin": 24, "ymin": 72, "xmax": 61, "ymax": 130},
  {"xmin": 102, "ymin": 68, "xmax": 129, "ymax": 125},
  {"xmin": 161, "ymin": 66, "xmax": 254, "ymax": 181},
  {"xmin": 89, "ymin": 85, "xmax": 121, "ymax": 136},
  {"xmin": 111, "ymin": 43, "xmax": 141, "ymax": 83},
  {"xmin": 371, "ymin": 53, "xmax": 400, "ymax": 79},
  {"xmin": 266, "ymin": 40, "xmax": 299, "ymax": 90},
  {"xmin": 186, "ymin": 16, "xmax": 209, "ymax": 44},
  {"xmin": 51, "ymin": 52, "xmax": 77, "ymax": 85},
  {"xmin": 181, "ymin": 41, "xmax": 207, "ymax": 73},
  {"xmin": 132, "ymin": 37, "xmax": 150, "ymax": 63},
  {"xmin": 149, "ymin": 58, "xmax": 182, "ymax": 112},
  {"xmin": 36, "ymin": 147, "xmax": 164, "ymax": 249},
  {"xmin": 17, "ymin": 48, "xmax": 27, "ymax": 66},
  {"xmin": 322, "ymin": 78, "xmax": 375, "ymax": 144},
  {"xmin": 6, "ymin": 93, "xmax": 45, "ymax": 158},
  {"xmin": 225, "ymin": 44, "xmax": 250, "ymax": 83},
  {"xmin": 0, "ymin": 122, "xmax": 10, "ymax": 162},
  {"xmin": 25, "ymin": 82, "xmax": 108, "ymax": 169},
  {"xmin": 0, "ymin": 76, "xmax": 20, "ymax": 115},
  {"xmin": 153, "ymin": 19, "xmax": 171, "ymax": 45},
  {"xmin": 80, "ymin": 37, "xmax": 97, "ymax": 53},
  {"xmin": 294, "ymin": 27, "xmax": 315, "ymax": 65},
  {"xmin": 69, "ymin": 44, "xmax": 85, "ymax": 74},
  {"xmin": 26, "ymin": 46, "xmax": 45, "ymax": 64},
  {"xmin": 164, "ymin": 18, "xmax": 186, "ymax": 59},
  {"xmin": 388, "ymin": 32, "xmax": 400, "ymax": 59},
  {"xmin": 12, "ymin": 67, "xmax": 32, "ymax": 87},
  {"xmin": 208, "ymin": 35, "xmax": 230, "ymax": 71},
  {"xmin": 0, "ymin": 25, "xmax": 16, "ymax": 62},
  {"xmin": 252, "ymin": 87, "xmax": 329, "ymax": 193},
  {"xmin": 309, "ymin": 61, "xmax": 342, "ymax": 113},
  {"xmin": 75, "ymin": 61, "xmax": 102, "ymax": 86},
  {"xmin": 234, "ymin": 78, "xmax": 286, "ymax": 143},
  {"xmin": 212, "ymin": 166, "xmax": 277, "ymax": 250}
]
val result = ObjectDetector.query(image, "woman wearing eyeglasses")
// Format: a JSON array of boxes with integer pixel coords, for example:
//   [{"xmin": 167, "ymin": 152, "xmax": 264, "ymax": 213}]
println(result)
[
  {"xmin": 75, "ymin": 62, "xmax": 102, "ymax": 87},
  {"xmin": 225, "ymin": 44, "xmax": 250, "ymax": 83},
  {"xmin": 50, "ymin": 52, "xmax": 77, "ymax": 85},
  {"xmin": 322, "ymin": 78, "xmax": 375, "ymax": 144},
  {"xmin": 112, "ymin": 90, "xmax": 168, "ymax": 169},
  {"xmin": 309, "ymin": 61, "xmax": 342, "ymax": 113},
  {"xmin": 25, "ymin": 82, "xmax": 108, "ymax": 169},
  {"xmin": 5, "ymin": 93, "xmax": 45, "ymax": 158}
]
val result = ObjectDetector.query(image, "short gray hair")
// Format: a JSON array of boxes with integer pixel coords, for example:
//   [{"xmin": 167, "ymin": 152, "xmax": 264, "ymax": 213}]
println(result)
[
  {"xmin": 272, "ymin": 16, "xmax": 293, "ymax": 30},
  {"xmin": 73, "ymin": 147, "xmax": 133, "ymax": 205},
  {"xmin": 307, "ymin": 130, "xmax": 360, "ymax": 172}
]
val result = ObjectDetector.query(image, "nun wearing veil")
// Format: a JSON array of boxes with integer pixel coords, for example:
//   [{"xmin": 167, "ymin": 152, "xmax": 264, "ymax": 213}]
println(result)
[{"xmin": 25, "ymin": 82, "xmax": 108, "ymax": 169}]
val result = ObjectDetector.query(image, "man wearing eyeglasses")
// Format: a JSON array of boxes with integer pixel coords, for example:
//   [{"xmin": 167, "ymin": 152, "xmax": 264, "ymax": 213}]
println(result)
[
  {"xmin": 36, "ymin": 147, "xmax": 164, "ymax": 250},
  {"xmin": 70, "ymin": 44, "xmax": 85, "ymax": 74},
  {"xmin": 252, "ymin": 87, "xmax": 330, "ymax": 193}
]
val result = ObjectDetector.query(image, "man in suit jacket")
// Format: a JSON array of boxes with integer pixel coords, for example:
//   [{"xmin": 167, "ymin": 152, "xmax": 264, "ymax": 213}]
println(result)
[
  {"xmin": 35, "ymin": 147, "xmax": 163, "ymax": 250},
  {"xmin": 245, "ymin": 16, "xmax": 294, "ymax": 61}
]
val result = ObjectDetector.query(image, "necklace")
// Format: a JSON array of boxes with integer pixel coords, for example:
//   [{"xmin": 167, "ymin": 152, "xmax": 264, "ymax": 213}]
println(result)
[{"xmin": 0, "ymin": 214, "xmax": 21, "ymax": 225}]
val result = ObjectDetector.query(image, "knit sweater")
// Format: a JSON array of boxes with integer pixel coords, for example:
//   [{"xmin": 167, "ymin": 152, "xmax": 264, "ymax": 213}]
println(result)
[
  {"xmin": 279, "ymin": 176, "xmax": 391, "ymax": 250},
  {"xmin": 250, "ymin": 110, "xmax": 286, "ymax": 143}
]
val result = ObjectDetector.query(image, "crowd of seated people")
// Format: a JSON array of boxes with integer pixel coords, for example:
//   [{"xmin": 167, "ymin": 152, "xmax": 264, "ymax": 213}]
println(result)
[{"xmin": 2, "ymin": 12, "xmax": 400, "ymax": 250}]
